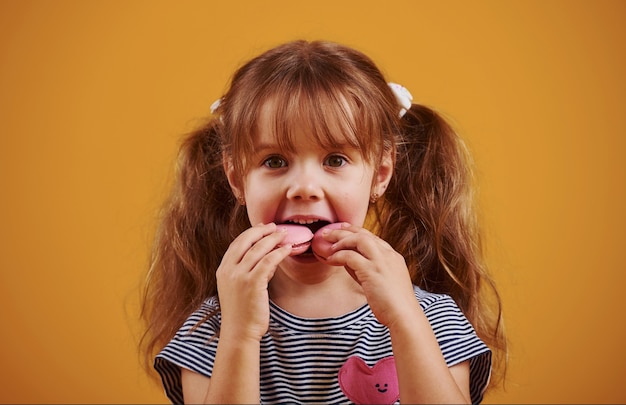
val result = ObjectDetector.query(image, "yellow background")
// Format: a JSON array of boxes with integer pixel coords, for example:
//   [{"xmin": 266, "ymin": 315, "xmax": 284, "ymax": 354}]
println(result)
[{"xmin": 1, "ymin": 0, "xmax": 624, "ymax": 403}]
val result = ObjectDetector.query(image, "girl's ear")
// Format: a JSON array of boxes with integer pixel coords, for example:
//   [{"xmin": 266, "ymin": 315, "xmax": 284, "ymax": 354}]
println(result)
[
  {"xmin": 223, "ymin": 153, "xmax": 244, "ymax": 202},
  {"xmin": 372, "ymin": 150, "xmax": 394, "ymax": 198}
]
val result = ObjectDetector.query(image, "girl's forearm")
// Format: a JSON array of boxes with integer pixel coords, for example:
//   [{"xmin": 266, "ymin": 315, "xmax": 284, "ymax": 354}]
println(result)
[
  {"xmin": 204, "ymin": 335, "xmax": 261, "ymax": 404},
  {"xmin": 388, "ymin": 306, "xmax": 471, "ymax": 404}
]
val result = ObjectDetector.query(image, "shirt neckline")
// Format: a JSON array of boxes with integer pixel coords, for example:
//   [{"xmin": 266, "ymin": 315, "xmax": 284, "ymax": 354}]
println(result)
[{"xmin": 268, "ymin": 300, "xmax": 373, "ymax": 334}]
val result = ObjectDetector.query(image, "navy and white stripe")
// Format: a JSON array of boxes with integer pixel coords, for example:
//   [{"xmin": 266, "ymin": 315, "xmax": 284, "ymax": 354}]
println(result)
[{"xmin": 155, "ymin": 285, "xmax": 492, "ymax": 404}]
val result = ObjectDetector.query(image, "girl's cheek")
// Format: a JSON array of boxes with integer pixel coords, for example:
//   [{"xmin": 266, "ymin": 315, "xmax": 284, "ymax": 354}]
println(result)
[{"xmin": 245, "ymin": 193, "xmax": 280, "ymax": 225}]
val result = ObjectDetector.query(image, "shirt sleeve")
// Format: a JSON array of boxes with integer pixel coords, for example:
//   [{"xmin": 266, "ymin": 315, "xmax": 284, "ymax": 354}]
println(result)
[
  {"xmin": 415, "ymin": 286, "xmax": 492, "ymax": 404},
  {"xmin": 154, "ymin": 299, "xmax": 221, "ymax": 404}
]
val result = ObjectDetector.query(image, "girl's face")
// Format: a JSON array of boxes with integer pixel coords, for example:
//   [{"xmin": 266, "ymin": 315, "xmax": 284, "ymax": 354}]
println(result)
[{"xmin": 225, "ymin": 104, "xmax": 393, "ymax": 262}]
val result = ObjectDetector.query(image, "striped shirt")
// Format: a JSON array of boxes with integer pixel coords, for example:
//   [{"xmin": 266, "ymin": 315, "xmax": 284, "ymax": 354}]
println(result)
[{"xmin": 155, "ymin": 285, "xmax": 492, "ymax": 404}]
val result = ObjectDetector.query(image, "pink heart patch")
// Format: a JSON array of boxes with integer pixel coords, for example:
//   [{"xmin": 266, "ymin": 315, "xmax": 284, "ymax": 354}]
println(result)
[{"xmin": 338, "ymin": 356, "xmax": 399, "ymax": 404}]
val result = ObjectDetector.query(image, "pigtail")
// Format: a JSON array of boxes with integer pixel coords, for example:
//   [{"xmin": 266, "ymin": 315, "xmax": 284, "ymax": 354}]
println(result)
[
  {"xmin": 379, "ymin": 104, "xmax": 507, "ymax": 377},
  {"xmin": 383, "ymin": 105, "xmax": 477, "ymax": 301},
  {"xmin": 140, "ymin": 120, "xmax": 247, "ymax": 370}
]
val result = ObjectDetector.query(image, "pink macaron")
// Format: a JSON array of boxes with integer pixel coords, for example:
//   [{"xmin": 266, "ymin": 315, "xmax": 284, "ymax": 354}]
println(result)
[
  {"xmin": 277, "ymin": 224, "xmax": 314, "ymax": 256},
  {"xmin": 311, "ymin": 222, "xmax": 344, "ymax": 262}
]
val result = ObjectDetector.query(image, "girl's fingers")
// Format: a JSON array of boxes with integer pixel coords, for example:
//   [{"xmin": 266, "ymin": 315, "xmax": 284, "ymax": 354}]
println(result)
[
  {"xmin": 325, "ymin": 224, "xmax": 391, "ymax": 261},
  {"xmin": 222, "ymin": 223, "xmax": 283, "ymax": 265},
  {"xmin": 252, "ymin": 244, "xmax": 292, "ymax": 282},
  {"xmin": 219, "ymin": 223, "xmax": 293, "ymax": 289},
  {"xmin": 238, "ymin": 228, "xmax": 289, "ymax": 269}
]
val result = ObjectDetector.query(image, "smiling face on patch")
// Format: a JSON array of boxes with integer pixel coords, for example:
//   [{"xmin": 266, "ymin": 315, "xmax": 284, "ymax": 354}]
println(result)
[{"xmin": 375, "ymin": 382, "xmax": 389, "ymax": 393}]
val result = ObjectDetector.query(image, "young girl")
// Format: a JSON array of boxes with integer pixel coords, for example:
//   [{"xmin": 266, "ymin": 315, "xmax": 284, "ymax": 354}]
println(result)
[{"xmin": 141, "ymin": 40, "xmax": 506, "ymax": 404}]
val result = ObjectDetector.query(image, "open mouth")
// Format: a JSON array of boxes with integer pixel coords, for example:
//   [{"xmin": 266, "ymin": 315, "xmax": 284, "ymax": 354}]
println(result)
[{"xmin": 282, "ymin": 219, "xmax": 330, "ymax": 235}]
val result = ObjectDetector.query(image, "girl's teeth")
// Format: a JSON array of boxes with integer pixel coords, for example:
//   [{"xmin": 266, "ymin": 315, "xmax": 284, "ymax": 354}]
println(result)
[{"xmin": 292, "ymin": 219, "xmax": 318, "ymax": 225}]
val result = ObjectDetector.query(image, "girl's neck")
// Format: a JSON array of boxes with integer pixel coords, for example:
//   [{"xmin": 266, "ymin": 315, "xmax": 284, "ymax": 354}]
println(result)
[{"xmin": 268, "ymin": 265, "xmax": 366, "ymax": 319}]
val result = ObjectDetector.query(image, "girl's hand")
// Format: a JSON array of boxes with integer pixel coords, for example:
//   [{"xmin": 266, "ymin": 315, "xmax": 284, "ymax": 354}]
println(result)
[
  {"xmin": 215, "ymin": 222, "xmax": 292, "ymax": 342},
  {"xmin": 320, "ymin": 223, "xmax": 417, "ymax": 328}
]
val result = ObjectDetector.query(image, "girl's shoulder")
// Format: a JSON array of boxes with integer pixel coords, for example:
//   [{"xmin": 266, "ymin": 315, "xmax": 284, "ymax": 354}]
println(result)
[
  {"xmin": 199, "ymin": 295, "xmax": 220, "ymax": 312},
  {"xmin": 412, "ymin": 286, "xmax": 477, "ymax": 333},
  {"xmin": 176, "ymin": 296, "xmax": 221, "ymax": 336},
  {"xmin": 413, "ymin": 285, "xmax": 457, "ymax": 308}
]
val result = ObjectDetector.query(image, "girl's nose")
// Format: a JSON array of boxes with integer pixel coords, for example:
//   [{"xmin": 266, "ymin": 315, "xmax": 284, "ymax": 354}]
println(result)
[{"xmin": 285, "ymin": 164, "xmax": 324, "ymax": 201}]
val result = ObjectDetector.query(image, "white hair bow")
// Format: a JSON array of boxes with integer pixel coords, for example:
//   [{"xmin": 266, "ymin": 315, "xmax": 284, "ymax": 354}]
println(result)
[
  {"xmin": 210, "ymin": 98, "xmax": 221, "ymax": 114},
  {"xmin": 388, "ymin": 82, "xmax": 413, "ymax": 117}
]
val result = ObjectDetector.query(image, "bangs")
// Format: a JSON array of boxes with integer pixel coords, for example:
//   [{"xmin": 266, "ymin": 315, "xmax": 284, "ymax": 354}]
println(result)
[{"xmin": 259, "ymin": 84, "xmax": 378, "ymax": 157}]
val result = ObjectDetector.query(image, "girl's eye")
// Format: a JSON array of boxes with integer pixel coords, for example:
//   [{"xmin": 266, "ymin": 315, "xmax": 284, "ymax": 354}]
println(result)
[
  {"xmin": 324, "ymin": 155, "xmax": 347, "ymax": 168},
  {"xmin": 263, "ymin": 155, "xmax": 287, "ymax": 169}
]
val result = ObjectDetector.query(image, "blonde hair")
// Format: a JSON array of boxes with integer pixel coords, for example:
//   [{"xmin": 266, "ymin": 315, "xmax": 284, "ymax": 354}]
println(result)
[{"xmin": 140, "ymin": 40, "xmax": 507, "ymax": 388}]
